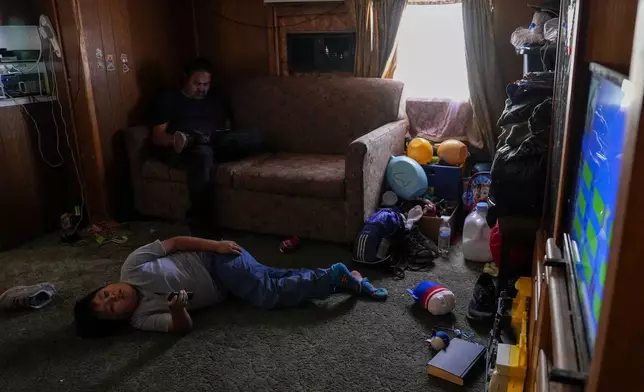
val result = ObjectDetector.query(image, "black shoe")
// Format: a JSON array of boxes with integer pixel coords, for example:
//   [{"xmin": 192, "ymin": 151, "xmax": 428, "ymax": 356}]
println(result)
[{"xmin": 467, "ymin": 273, "xmax": 497, "ymax": 321}]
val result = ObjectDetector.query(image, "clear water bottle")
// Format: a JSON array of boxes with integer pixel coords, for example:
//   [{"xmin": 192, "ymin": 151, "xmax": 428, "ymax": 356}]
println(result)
[{"xmin": 438, "ymin": 216, "xmax": 451, "ymax": 252}]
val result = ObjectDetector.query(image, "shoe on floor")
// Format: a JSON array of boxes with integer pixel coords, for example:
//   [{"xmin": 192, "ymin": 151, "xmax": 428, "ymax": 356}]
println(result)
[
  {"xmin": 466, "ymin": 273, "xmax": 497, "ymax": 321},
  {"xmin": 0, "ymin": 283, "xmax": 57, "ymax": 310}
]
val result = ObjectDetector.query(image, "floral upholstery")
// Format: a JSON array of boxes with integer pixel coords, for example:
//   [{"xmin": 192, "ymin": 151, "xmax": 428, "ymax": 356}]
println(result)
[
  {"xmin": 124, "ymin": 77, "xmax": 406, "ymax": 242},
  {"xmin": 214, "ymin": 154, "xmax": 272, "ymax": 187},
  {"xmin": 142, "ymin": 160, "xmax": 186, "ymax": 182},
  {"xmin": 228, "ymin": 76, "xmax": 404, "ymax": 155},
  {"xmin": 232, "ymin": 153, "xmax": 346, "ymax": 200}
]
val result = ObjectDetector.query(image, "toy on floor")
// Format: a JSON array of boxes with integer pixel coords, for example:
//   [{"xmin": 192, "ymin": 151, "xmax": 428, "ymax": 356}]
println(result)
[
  {"xmin": 427, "ymin": 330, "xmax": 451, "ymax": 350},
  {"xmin": 386, "ymin": 156, "xmax": 428, "ymax": 200},
  {"xmin": 437, "ymin": 139, "xmax": 468, "ymax": 166},
  {"xmin": 407, "ymin": 137, "xmax": 434, "ymax": 165},
  {"xmin": 279, "ymin": 236, "xmax": 301, "ymax": 253},
  {"xmin": 462, "ymin": 171, "xmax": 491, "ymax": 213},
  {"xmin": 407, "ymin": 280, "xmax": 456, "ymax": 315},
  {"xmin": 381, "ymin": 190, "xmax": 399, "ymax": 207}
]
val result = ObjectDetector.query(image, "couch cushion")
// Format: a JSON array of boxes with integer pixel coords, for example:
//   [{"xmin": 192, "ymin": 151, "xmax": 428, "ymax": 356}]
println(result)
[
  {"xmin": 228, "ymin": 77, "xmax": 404, "ymax": 155},
  {"xmin": 214, "ymin": 154, "xmax": 271, "ymax": 187},
  {"xmin": 141, "ymin": 154, "xmax": 273, "ymax": 185},
  {"xmin": 141, "ymin": 159, "xmax": 186, "ymax": 182},
  {"xmin": 231, "ymin": 153, "xmax": 346, "ymax": 200}
]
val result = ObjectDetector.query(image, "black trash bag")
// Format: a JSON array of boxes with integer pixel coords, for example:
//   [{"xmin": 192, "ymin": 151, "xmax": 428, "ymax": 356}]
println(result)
[
  {"xmin": 489, "ymin": 99, "xmax": 552, "ymax": 218},
  {"xmin": 497, "ymin": 73, "xmax": 554, "ymax": 127}
]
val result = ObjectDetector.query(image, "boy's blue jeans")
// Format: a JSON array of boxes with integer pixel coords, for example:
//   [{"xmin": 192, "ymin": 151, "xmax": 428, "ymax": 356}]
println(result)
[{"xmin": 203, "ymin": 249, "xmax": 334, "ymax": 309}]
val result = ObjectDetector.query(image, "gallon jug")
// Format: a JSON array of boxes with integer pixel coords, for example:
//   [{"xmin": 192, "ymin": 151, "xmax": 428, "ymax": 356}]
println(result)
[{"xmin": 462, "ymin": 202, "xmax": 493, "ymax": 262}]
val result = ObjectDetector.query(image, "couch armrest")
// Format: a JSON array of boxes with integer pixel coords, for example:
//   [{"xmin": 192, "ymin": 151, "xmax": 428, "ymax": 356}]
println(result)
[
  {"xmin": 345, "ymin": 119, "xmax": 407, "ymax": 237},
  {"xmin": 123, "ymin": 126, "xmax": 151, "ymax": 213}
]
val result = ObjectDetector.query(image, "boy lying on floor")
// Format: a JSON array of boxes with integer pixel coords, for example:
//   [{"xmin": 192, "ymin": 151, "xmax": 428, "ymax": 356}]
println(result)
[{"xmin": 74, "ymin": 236, "xmax": 387, "ymax": 337}]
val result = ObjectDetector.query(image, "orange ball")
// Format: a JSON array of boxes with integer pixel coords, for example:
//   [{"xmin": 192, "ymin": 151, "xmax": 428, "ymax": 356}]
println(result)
[
  {"xmin": 407, "ymin": 138, "xmax": 434, "ymax": 165},
  {"xmin": 437, "ymin": 139, "xmax": 468, "ymax": 165}
]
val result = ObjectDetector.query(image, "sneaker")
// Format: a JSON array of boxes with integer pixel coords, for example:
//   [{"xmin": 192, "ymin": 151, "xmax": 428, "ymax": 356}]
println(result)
[
  {"xmin": 0, "ymin": 283, "xmax": 57, "ymax": 310},
  {"xmin": 406, "ymin": 226, "xmax": 442, "ymax": 262},
  {"xmin": 467, "ymin": 273, "xmax": 497, "ymax": 321}
]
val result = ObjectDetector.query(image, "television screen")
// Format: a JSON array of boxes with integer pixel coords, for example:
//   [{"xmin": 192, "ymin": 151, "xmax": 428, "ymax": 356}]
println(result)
[{"xmin": 568, "ymin": 63, "xmax": 630, "ymax": 353}]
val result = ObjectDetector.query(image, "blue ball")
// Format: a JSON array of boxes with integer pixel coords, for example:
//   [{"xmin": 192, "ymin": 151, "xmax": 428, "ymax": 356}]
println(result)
[{"xmin": 386, "ymin": 156, "xmax": 428, "ymax": 200}]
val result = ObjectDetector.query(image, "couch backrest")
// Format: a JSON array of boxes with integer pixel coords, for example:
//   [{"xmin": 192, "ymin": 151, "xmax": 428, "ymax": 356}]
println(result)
[{"xmin": 227, "ymin": 76, "xmax": 404, "ymax": 155}]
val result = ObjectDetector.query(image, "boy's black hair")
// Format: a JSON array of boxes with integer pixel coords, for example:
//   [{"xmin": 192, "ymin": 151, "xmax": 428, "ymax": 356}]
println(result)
[
  {"xmin": 74, "ymin": 287, "xmax": 129, "ymax": 338},
  {"xmin": 183, "ymin": 57, "xmax": 213, "ymax": 78}
]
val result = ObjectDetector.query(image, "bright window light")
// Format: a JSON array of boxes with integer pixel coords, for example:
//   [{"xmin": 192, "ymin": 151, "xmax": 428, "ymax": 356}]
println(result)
[{"xmin": 394, "ymin": 4, "xmax": 470, "ymax": 101}]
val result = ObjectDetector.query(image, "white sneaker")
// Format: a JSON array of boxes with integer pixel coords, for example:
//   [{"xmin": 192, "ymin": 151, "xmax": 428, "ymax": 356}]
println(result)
[
  {"xmin": 173, "ymin": 132, "xmax": 188, "ymax": 153},
  {"xmin": 0, "ymin": 283, "xmax": 57, "ymax": 310}
]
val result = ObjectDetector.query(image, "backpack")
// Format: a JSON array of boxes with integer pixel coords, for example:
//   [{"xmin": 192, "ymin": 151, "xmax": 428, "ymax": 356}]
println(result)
[
  {"xmin": 352, "ymin": 208, "xmax": 405, "ymax": 266},
  {"xmin": 353, "ymin": 208, "xmax": 442, "ymax": 278}
]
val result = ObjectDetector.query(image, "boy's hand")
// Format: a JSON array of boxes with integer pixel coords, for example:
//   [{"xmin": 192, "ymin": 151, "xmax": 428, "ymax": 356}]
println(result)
[
  {"xmin": 168, "ymin": 289, "xmax": 189, "ymax": 312},
  {"xmin": 214, "ymin": 241, "xmax": 242, "ymax": 255}
]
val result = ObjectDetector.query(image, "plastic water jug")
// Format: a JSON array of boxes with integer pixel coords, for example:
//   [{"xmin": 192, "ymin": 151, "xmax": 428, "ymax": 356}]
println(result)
[{"xmin": 462, "ymin": 202, "xmax": 493, "ymax": 262}]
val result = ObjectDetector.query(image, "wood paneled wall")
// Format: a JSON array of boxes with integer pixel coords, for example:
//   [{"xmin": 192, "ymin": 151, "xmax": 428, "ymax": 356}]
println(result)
[
  {"xmin": 271, "ymin": 3, "xmax": 353, "ymax": 76},
  {"xmin": 584, "ymin": 0, "xmax": 638, "ymax": 74},
  {"xmin": 194, "ymin": 0, "xmax": 530, "ymax": 83},
  {"xmin": 1, "ymin": 0, "xmax": 197, "ymax": 248},
  {"xmin": 193, "ymin": 0, "xmax": 270, "ymax": 81},
  {"xmin": 493, "ymin": 0, "xmax": 535, "ymax": 84},
  {"xmin": 0, "ymin": 0, "xmax": 80, "ymax": 249},
  {"xmin": 59, "ymin": 0, "xmax": 196, "ymax": 220}
]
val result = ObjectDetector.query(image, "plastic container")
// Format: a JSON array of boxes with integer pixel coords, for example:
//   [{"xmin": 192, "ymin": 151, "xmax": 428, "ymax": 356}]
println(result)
[
  {"xmin": 437, "ymin": 216, "xmax": 451, "ymax": 251},
  {"xmin": 462, "ymin": 202, "xmax": 493, "ymax": 262},
  {"xmin": 385, "ymin": 156, "xmax": 428, "ymax": 200}
]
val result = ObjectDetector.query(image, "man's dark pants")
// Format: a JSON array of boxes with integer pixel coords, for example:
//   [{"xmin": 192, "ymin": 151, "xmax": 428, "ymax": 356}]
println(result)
[
  {"xmin": 153, "ymin": 143, "xmax": 215, "ymax": 234},
  {"xmin": 152, "ymin": 130, "xmax": 264, "ymax": 236}
]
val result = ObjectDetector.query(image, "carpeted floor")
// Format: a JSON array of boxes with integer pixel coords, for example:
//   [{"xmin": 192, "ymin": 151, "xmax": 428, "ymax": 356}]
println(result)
[{"xmin": 0, "ymin": 221, "xmax": 489, "ymax": 392}]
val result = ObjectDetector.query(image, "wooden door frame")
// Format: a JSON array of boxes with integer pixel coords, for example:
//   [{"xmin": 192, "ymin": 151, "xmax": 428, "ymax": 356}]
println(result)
[{"xmin": 586, "ymin": 1, "xmax": 644, "ymax": 389}]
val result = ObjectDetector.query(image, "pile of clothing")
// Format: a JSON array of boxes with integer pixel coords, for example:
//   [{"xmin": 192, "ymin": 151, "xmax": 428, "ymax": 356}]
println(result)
[{"xmin": 488, "ymin": 72, "xmax": 554, "ymax": 222}]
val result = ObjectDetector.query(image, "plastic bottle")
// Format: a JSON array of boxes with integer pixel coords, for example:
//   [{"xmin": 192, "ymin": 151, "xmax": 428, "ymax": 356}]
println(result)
[
  {"xmin": 462, "ymin": 202, "xmax": 493, "ymax": 262},
  {"xmin": 438, "ymin": 216, "xmax": 451, "ymax": 251}
]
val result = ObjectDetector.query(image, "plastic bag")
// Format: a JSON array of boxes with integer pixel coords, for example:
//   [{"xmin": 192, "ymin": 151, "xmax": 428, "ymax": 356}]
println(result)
[
  {"xmin": 544, "ymin": 18, "xmax": 559, "ymax": 42},
  {"xmin": 510, "ymin": 11, "xmax": 553, "ymax": 49},
  {"xmin": 489, "ymin": 99, "xmax": 552, "ymax": 218}
]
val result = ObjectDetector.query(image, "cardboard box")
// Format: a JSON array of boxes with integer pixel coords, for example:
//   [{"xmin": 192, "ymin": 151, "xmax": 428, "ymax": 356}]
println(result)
[{"xmin": 418, "ymin": 202, "xmax": 461, "ymax": 242}]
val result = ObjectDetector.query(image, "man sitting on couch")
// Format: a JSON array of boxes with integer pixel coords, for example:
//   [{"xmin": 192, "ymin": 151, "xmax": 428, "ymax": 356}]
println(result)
[{"xmin": 150, "ymin": 58, "xmax": 228, "ymax": 236}]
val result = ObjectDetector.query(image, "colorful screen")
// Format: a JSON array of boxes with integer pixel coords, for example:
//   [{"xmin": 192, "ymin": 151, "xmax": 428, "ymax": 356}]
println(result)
[{"xmin": 570, "ymin": 68, "xmax": 628, "ymax": 350}]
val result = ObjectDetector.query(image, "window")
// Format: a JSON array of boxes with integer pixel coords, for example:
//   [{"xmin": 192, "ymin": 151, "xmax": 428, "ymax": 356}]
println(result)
[
  {"xmin": 394, "ymin": 3, "xmax": 469, "ymax": 101},
  {"xmin": 287, "ymin": 33, "xmax": 356, "ymax": 73}
]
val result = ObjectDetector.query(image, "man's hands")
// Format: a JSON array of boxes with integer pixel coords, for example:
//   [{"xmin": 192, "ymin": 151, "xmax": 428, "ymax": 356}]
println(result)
[
  {"xmin": 168, "ymin": 289, "xmax": 190, "ymax": 312},
  {"xmin": 213, "ymin": 240, "xmax": 242, "ymax": 255}
]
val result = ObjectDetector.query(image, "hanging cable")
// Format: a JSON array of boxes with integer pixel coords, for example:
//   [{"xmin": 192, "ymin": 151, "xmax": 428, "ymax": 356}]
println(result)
[
  {"xmin": 48, "ymin": 34, "xmax": 86, "ymax": 232},
  {"xmin": 48, "ymin": 48, "xmax": 65, "ymax": 165}
]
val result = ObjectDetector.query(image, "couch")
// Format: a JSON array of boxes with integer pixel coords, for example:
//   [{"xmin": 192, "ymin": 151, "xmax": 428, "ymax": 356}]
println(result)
[{"xmin": 124, "ymin": 76, "xmax": 406, "ymax": 242}]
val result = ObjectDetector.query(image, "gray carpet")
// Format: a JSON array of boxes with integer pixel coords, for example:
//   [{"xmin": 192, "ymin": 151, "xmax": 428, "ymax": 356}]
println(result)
[{"xmin": 0, "ymin": 222, "xmax": 488, "ymax": 392}]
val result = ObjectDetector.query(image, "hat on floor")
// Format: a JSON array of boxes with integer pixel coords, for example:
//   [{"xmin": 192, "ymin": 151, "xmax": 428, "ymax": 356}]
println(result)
[{"xmin": 407, "ymin": 281, "xmax": 455, "ymax": 316}]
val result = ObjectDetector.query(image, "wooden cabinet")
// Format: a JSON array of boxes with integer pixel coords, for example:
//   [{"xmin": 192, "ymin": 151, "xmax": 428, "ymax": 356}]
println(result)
[{"xmin": 532, "ymin": 0, "xmax": 644, "ymax": 391}]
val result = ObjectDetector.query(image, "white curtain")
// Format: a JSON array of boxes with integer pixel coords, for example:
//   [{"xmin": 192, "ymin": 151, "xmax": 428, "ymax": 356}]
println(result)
[{"xmin": 462, "ymin": 0, "xmax": 506, "ymax": 157}]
